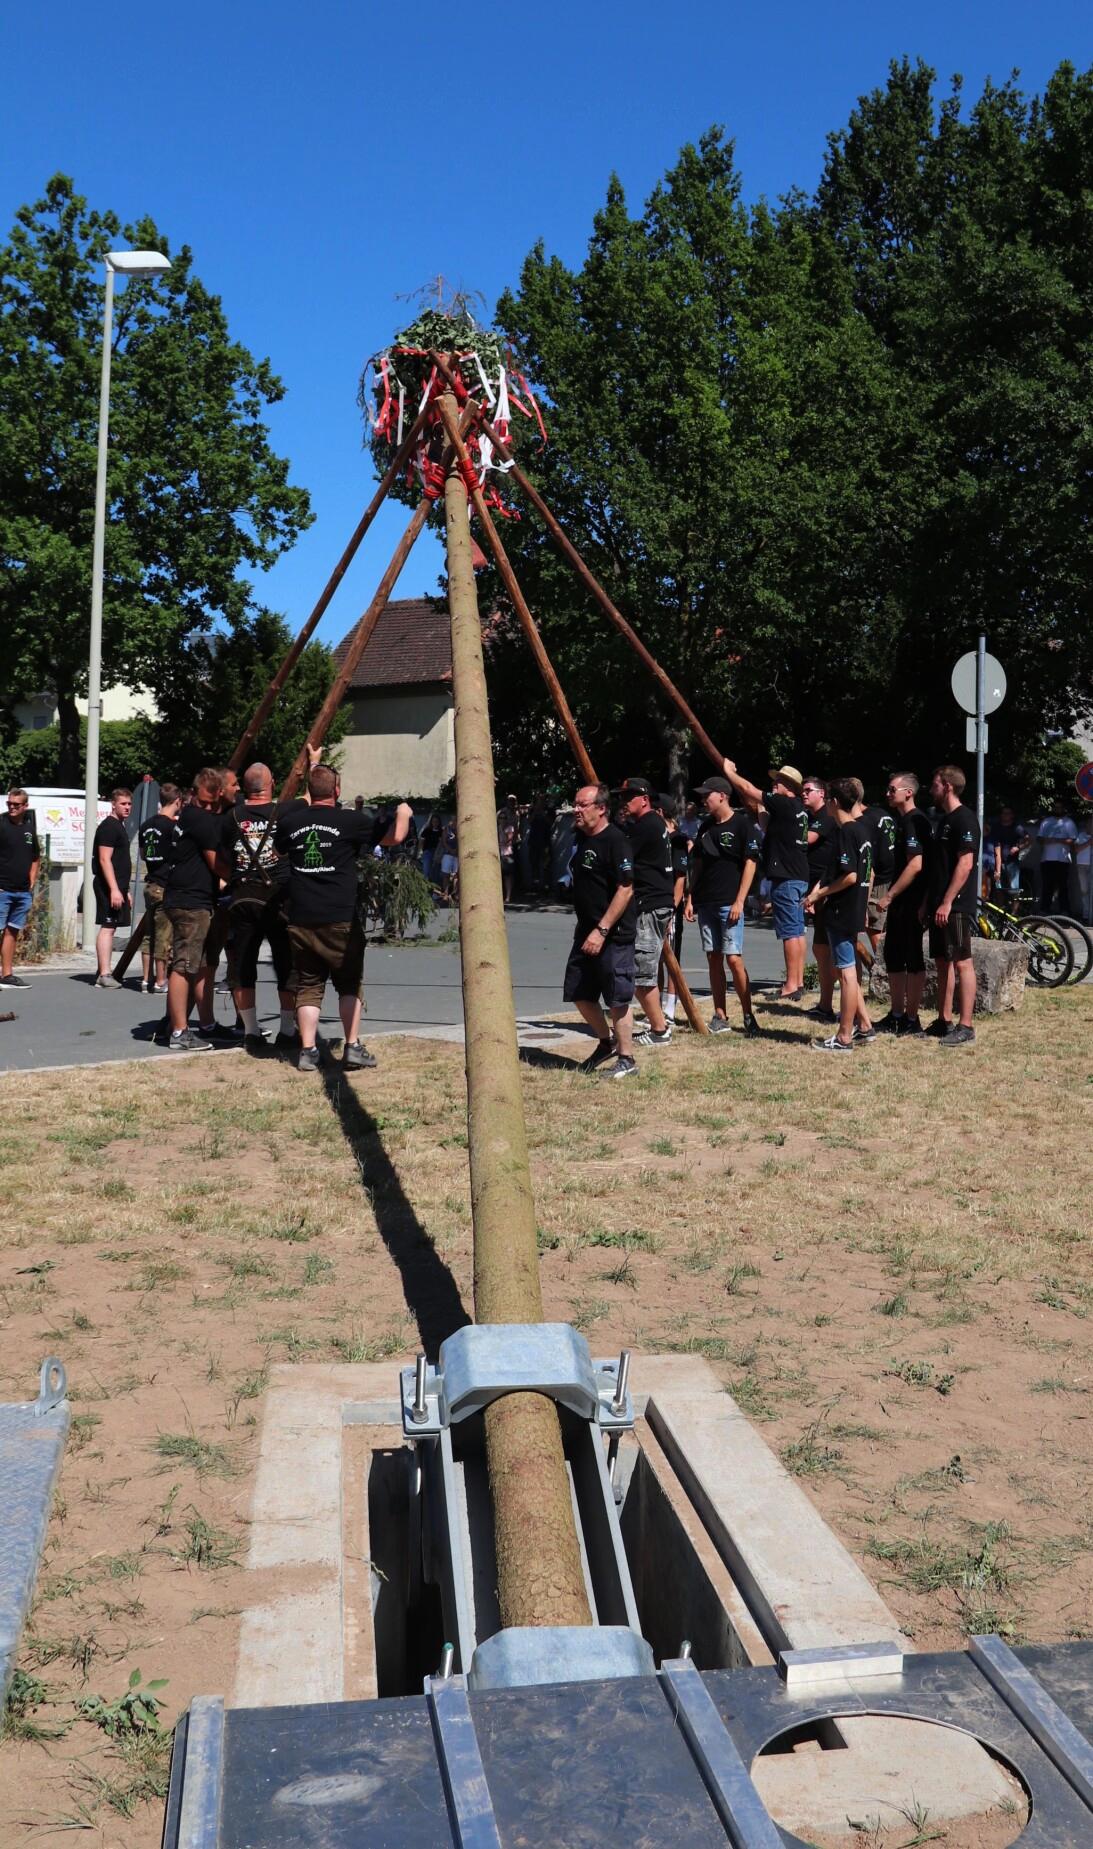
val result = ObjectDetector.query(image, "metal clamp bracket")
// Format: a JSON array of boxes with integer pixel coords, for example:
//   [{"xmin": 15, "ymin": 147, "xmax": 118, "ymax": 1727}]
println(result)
[
  {"xmin": 401, "ymin": 1324, "xmax": 634, "ymax": 1437},
  {"xmin": 35, "ymin": 1358, "xmax": 67, "ymax": 1417}
]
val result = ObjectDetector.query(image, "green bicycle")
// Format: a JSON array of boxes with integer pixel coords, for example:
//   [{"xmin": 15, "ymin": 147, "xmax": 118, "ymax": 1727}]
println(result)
[{"xmin": 975, "ymin": 895, "xmax": 1073, "ymax": 987}]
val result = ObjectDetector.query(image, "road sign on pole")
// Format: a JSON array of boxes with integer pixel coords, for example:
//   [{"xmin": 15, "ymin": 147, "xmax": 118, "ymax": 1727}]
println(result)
[
  {"xmin": 952, "ymin": 651, "xmax": 1006, "ymax": 716},
  {"xmin": 966, "ymin": 718, "xmax": 988, "ymax": 754},
  {"xmin": 1075, "ymin": 762, "xmax": 1093, "ymax": 803}
]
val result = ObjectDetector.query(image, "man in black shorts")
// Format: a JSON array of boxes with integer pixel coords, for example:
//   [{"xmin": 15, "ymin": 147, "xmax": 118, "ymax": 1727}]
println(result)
[
  {"xmin": 873, "ymin": 773, "xmax": 931, "ymax": 1036},
  {"xmin": 564, "ymin": 783, "xmax": 637, "ymax": 1080},
  {"xmin": 138, "ymin": 784, "xmax": 181, "ymax": 993},
  {"xmin": 221, "ymin": 762, "xmax": 297, "ymax": 1056},
  {"xmin": 861, "ymin": 791, "xmax": 897, "ymax": 959},
  {"xmin": 274, "ymin": 762, "xmax": 375, "ymax": 1073},
  {"xmin": 926, "ymin": 764, "xmax": 980, "ymax": 1048},
  {"xmin": 163, "ymin": 768, "xmax": 226, "ymax": 1051},
  {"xmin": 620, "ymin": 777, "xmax": 674, "ymax": 1048},
  {"xmin": 92, "ymin": 788, "xmax": 133, "ymax": 989}
]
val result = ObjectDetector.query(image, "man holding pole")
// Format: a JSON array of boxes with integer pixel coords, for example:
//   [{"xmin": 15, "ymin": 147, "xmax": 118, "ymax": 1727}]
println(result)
[
  {"xmin": 684, "ymin": 775, "xmax": 762, "ymax": 1036},
  {"xmin": 721, "ymin": 759, "xmax": 810, "ymax": 999},
  {"xmin": 564, "ymin": 783, "xmax": 638, "ymax": 1079}
]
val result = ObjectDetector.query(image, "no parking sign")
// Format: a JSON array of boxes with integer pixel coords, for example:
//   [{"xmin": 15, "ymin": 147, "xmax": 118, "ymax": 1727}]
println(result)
[{"xmin": 1075, "ymin": 762, "xmax": 1093, "ymax": 803}]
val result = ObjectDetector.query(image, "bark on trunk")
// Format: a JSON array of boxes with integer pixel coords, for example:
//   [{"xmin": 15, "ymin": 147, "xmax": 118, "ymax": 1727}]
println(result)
[
  {"xmin": 56, "ymin": 688, "xmax": 82, "ymax": 787},
  {"xmin": 442, "ymin": 399, "xmax": 591, "ymax": 1632}
]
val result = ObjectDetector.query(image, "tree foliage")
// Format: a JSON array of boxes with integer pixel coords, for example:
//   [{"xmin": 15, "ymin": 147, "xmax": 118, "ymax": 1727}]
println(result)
[
  {"xmin": 0, "ymin": 175, "xmax": 313, "ymax": 782},
  {"xmin": 481, "ymin": 66, "xmax": 1093, "ymax": 800}
]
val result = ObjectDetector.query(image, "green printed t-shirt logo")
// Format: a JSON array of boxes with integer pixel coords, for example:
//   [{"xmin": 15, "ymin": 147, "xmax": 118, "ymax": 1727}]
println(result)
[
  {"xmin": 581, "ymin": 847, "xmax": 598, "ymax": 868},
  {"xmin": 302, "ymin": 828, "xmax": 325, "ymax": 869}
]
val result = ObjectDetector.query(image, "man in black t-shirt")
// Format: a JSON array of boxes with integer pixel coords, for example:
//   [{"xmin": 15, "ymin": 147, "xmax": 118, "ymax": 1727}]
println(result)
[
  {"xmin": 684, "ymin": 776, "xmax": 762, "ymax": 1036},
  {"xmin": 220, "ymin": 762, "xmax": 298, "ymax": 1056},
  {"xmin": 721, "ymin": 757, "xmax": 810, "ymax": 999},
  {"xmin": 861, "ymin": 797, "xmax": 897, "ymax": 957},
  {"xmin": 274, "ymin": 762, "xmax": 375, "ymax": 1073},
  {"xmin": 802, "ymin": 774, "xmax": 838, "ymax": 1025},
  {"xmin": 805, "ymin": 778, "xmax": 874, "ymax": 1052},
  {"xmin": 163, "ymin": 768, "xmax": 228, "ymax": 1052},
  {"xmin": 138, "ymin": 784, "xmax": 181, "ymax": 993},
  {"xmin": 92, "ymin": 789, "xmax": 133, "ymax": 989},
  {"xmin": 926, "ymin": 764, "xmax": 981, "ymax": 1048},
  {"xmin": 564, "ymin": 783, "xmax": 637, "ymax": 1080},
  {"xmin": 873, "ymin": 772, "xmax": 931, "ymax": 1036},
  {"xmin": 620, "ymin": 777, "xmax": 675, "ymax": 1048},
  {"xmin": 656, "ymin": 796, "xmax": 691, "ymax": 1026},
  {"xmin": 0, "ymin": 788, "xmax": 40, "ymax": 991}
]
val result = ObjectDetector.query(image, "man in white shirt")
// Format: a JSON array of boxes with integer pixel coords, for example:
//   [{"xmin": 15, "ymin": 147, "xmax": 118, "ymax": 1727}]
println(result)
[{"xmin": 1037, "ymin": 800, "xmax": 1077, "ymax": 911}]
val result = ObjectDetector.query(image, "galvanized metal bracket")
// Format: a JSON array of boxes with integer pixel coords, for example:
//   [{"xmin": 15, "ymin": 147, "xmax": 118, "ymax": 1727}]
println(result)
[{"xmin": 401, "ymin": 1324, "xmax": 634, "ymax": 1437}]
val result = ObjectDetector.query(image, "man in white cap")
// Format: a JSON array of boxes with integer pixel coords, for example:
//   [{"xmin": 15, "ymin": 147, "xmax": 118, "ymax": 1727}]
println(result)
[{"xmin": 721, "ymin": 758, "xmax": 810, "ymax": 999}]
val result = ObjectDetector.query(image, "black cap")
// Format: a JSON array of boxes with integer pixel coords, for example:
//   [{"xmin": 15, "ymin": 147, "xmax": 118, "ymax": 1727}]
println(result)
[
  {"xmin": 695, "ymin": 776, "xmax": 732, "ymax": 797},
  {"xmin": 619, "ymin": 777, "xmax": 653, "ymax": 797}
]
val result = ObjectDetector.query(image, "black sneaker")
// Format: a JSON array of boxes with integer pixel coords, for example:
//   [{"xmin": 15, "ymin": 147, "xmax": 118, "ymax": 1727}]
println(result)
[
  {"xmin": 708, "ymin": 1015, "xmax": 733, "ymax": 1034},
  {"xmin": 812, "ymin": 1033, "xmax": 854, "ymax": 1054},
  {"xmin": 898, "ymin": 1016, "xmax": 925, "ymax": 1038},
  {"xmin": 599, "ymin": 1055, "xmax": 637, "ymax": 1080},
  {"xmin": 852, "ymin": 1024, "xmax": 876, "ymax": 1043},
  {"xmin": 804, "ymin": 1003, "xmax": 837, "ymax": 1022},
  {"xmin": 274, "ymin": 1030, "xmax": 300, "ymax": 1053},
  {"xmin": 939, "ymin": 1024, "xmax": 976, "ymax": 1049},
  {"xmin": 192, "ymin": 1021, "xmax": 234, "ymax": 1043},
  {"xmin": 925, "ymin": 1018, "xmax": 952, "ymax": 1038},
  {"xmin": 343, "ymin": 1040, "xmax": 377, "ymax": 1071},
  {"xmin": 297, "ymin": 1045, "xmax": 321, "ymax": 1073},
  {"xmin": 634, "ymin": 1024, "xmax": 672, "ymax": 1048},
  {"xmin": 874, "ymin": 1013, "xmax": 904, "ymax": 1035},
  {"xmin": 244, "ymin": 1034, "xmax": 271, "ymax": 1058},
  {"xmin": 741, "ymin": 1014, "xmax": 762, "ymax": 1037},
  {"xmin": 0, "ymin": 973, "xmax": 31, "ymax": 989},
  {"xmin": 581, "ymin": 1037, "xmax": 617, "ymax": 1071}
]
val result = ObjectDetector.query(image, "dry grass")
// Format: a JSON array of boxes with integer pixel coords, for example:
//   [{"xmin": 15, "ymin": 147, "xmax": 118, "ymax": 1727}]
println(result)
[{"xmin": 1, "ymin": 988, "xmax": 1092, "ymax": 1841}]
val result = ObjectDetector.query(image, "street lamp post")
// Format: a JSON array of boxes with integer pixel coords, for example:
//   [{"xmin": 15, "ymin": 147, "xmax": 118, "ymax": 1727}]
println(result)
[{"xmin": 82, "ymin": 249, "xmax": 171, "ymax": 951}]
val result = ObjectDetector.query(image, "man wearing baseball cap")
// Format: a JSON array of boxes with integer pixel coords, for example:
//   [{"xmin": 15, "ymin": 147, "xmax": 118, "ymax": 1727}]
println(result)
[
  {"xmin": 685, "ymin": 775, "xmax": 762, "ymax": 1035},
  {"xmin": 620, "ymin": 778, "xmax": 675, "ymax": 1047},
  {"xmin": 721, "ymin": 758, "xmax": 810, "ymax": 999}
]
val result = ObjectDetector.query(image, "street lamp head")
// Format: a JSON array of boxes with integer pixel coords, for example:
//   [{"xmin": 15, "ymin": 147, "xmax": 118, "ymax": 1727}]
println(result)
[{"xmin": 106, "ymin": 250, "xmax": 172, "ymax": 276}]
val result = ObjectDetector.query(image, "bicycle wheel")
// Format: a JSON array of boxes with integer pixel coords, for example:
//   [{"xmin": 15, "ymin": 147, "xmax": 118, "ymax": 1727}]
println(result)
[
  {"xmin": 1032, "ymin": 913, "xmax": 1093, "ymax": 985},
  {"xmin": 1018, "ymin": 918, "xmax": 1074, "ymax": 987}
]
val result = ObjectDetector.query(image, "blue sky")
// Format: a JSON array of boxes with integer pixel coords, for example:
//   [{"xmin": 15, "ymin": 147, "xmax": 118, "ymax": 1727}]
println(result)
[{"xmin": 3, "ymin": 0, "xmax": 1091, "ymax": 655}]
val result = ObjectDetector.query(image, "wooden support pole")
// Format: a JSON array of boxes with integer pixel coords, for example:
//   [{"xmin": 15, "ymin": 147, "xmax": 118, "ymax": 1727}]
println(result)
[
  {"xmin": 428, "ymin": 351, "xmax": 726, "ymax": 770},
  {"xmin": 435, "ymin": 394, "xmax": 707, "ymax": 1039},
  {"xmin": 442, "ymin": 386, "xmax": 591, "ymax": 1632},
  {"xmin": 228, "ymin": 406, "xmax": 431, "ymax": 773}
]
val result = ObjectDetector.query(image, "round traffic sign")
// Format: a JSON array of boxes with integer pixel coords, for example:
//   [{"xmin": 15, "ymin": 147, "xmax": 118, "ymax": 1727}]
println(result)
[
  {"xmin": 1075, "ymin": 761, "xmax": 1093, "ymax": 803},
  {"xmin": 952, "ymin": 651, "xmax": 1007, "ymax": 716}
]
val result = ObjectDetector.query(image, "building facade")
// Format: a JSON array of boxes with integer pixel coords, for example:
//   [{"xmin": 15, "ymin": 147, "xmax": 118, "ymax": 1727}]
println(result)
[{"xmin": 333, "ymin": 597, "xmax": 455, "ymax": 800}]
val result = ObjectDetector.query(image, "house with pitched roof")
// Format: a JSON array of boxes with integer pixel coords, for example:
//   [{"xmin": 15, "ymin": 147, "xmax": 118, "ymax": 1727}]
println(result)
[{"xmin": 332, "ymin": 596, "xmax": 454, "ymax": 799}]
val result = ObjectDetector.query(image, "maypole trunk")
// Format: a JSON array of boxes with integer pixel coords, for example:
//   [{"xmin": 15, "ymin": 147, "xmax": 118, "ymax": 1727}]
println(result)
[{"xmin": 442, "ymin": 390, "xmax": 591, "ymax": 1631}]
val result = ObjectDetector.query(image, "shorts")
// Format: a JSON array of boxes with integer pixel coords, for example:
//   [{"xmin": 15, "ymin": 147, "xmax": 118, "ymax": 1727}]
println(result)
[
  {"xmin": 929, "ymin": 911, "xmax": 975, "ymax": 963},
  {"xmin": 201, "ymin": 903, "xmax": 231, "ymax": 973},
  {"xmin": 228, "ymin": 898, "xmax": 293, "ymax": 990},
  {"xmin": 440, "ymin": 854, "xmax": 459, "ymax": 877},
  {"xmin": 827, "ymin": 927, "xmax": 858, "ymax": 971},
  {"xmin": 635, "ymin": 906, "xmax": 673, "ymax": 985},
  {"xmin": 867, "ymin": 881, "xmax": 890, "ymax": 932},
  {"xmin": 289, "ymin": 919, "xmax": 366, "ymax": 1009},
  {"xmin": 884, "ymin": 900, "xmax": 926, "ymax": 974},
  {"xmin": 93, "ymin": 882, "xmax": 131, "ymax": 929},
  {"xmin": 143, "ymin": 882, "xmax": 173, "ymax": 962},
  {"xmin": 166, "ymin": 907, "xmax": 213, "ymax": 978},
  {"xmin": 563, "ymin": 936, "xmax": 635, "ymax": 1009},
  {"xmin": 0, "ymin": 890, "xmax": 32, "ymax": 932},
  {"xmin": 697, "ymin": 903, "xmax": 744, "ymax": 958},
  {"xmin": 770, "ymin": 878, "xmax": 807, "ymax": 940},
  {"xmin": 810, "ymin": 912, "xmax": 828, "ymax": 949}
]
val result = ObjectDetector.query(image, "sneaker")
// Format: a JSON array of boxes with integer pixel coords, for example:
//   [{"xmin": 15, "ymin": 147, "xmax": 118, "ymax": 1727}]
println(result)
[
  {"xmin": 297, "ymin": 1045, "xmax": 321, "ymax": 1073},
  {"xmin": 741, "ymin": 1015, "xmax": 762, "ymax": 1038},
  {"xmin": 0, "ymin": 972, "xmax": 31, "ymax": 989},
  {"xmin": 634, "ymin": 1025, "xmax": 672, "ymax": 1048},
  {"xmin": 897, "ymin": 1016, "xmax": 925, "ymax": 1038},
  {"xmin": 244, "ymin": 1034, "xmax": 271, "ymax": 1058},
  {"xmin": 95, "ymin": 974, "xmax": 121, "ymax": 990},
  {"xmin": 939, "ymin": 1024, "xmax": 976, "ymax": 1049},
  {"xmin": 804, "ymin": 1003, "xmax": 837, "ymax": 1022},
  {"xmin": 812, "ymin": 1033, "xmax": 854, "ymax": 1053},
  {"xmin": 192, "ymin": 1020, "xmax": 235, "ymax": 1043},
  {"xmin": 874, "ymin": 1012, "xmax": 904, "ymax": 1035},
  {"xmin": 599, "ymin": 1055, "xmax": 637, "ymax": 1080},
  {"xmin": 153, "ymin": 980, "xmax": 168, "ymax": 994},
  {"xmin": 274, "ymin": 1029, "xmax": 300, "ymax": 1053},
  {"xmin": 708, "ymin": 1015, "xmax": 733, "ymax": 1034},
  {"xmin": 925, "ymin": 1017, "xmax": 952, "ymax": 1038},
  {"xmin": 781, "ymin": 987, "xmax": 806, "ymax": 1002},
  {"xmin": 852, "ymin": 1024, "xmax": 876, "ymax": 1043},
  {"xmin": 343, "ymin": 1040, "xmax": 377, "ymax": 1071},
  {"xmin": 168, "ymin": 1028, "xmax": 212, "ymax": 1053},
  {"xmin": 581, "ymin": 1037, "xmax": 617, "ymax": 1071}
]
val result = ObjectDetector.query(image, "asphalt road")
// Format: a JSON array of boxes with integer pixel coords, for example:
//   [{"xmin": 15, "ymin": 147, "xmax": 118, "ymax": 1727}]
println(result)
[{"xmin": 0, "ymin": 907, "xmax": 794, "ymax": 1073}]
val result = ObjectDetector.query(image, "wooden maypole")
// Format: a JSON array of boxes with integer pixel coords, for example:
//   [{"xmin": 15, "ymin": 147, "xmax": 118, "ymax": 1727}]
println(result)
[{"xmin": 441, "ymin": 386, "xmax": 591, "ymax": 1630}]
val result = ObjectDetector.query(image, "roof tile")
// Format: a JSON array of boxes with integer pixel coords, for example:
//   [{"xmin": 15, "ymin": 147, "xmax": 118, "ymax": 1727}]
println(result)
[{"xmin": 333, "ymin": 597, "xmax": 451, "ymax": 689}]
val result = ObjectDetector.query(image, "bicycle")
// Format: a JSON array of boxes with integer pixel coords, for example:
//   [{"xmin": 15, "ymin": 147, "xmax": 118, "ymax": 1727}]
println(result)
[{"xmin": 975, "ymin": 894, "xmax": 1073, "ymax": 987}]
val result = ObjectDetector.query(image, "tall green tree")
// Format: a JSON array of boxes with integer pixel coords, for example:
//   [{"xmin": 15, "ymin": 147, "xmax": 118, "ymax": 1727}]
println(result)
[{"xmin": 0, "ymin": 175, "xmax": 313, "ymax": 782}]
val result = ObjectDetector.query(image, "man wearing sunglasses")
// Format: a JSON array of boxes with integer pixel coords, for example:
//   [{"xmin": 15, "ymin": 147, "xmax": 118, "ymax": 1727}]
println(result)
[{"xmin": 0, "ymin": 789, "xmax": 40, "ymax": 990}]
